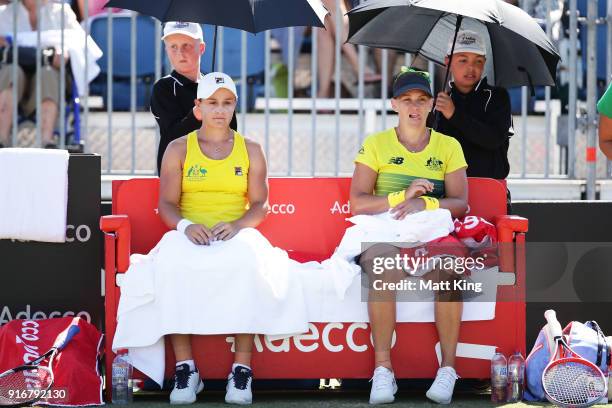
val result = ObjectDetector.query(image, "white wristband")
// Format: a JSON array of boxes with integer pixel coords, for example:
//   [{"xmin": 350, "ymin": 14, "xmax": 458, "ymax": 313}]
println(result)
[{"xmin": 176, "ymin": 218, "xmax": 194, "ymax": 234}]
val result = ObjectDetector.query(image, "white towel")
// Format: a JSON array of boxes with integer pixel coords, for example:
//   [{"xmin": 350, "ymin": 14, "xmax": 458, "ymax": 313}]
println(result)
[
  {"xmin": 322, "ymin": 209, "xmax": 456, "ymax": 299},
  {"xmin": 0, "ymin": 148, "xmax": 69, "ymax": 242},
  {"xmin": 113, "ymin": 228, "xmax": 310, "ymax": 386}
]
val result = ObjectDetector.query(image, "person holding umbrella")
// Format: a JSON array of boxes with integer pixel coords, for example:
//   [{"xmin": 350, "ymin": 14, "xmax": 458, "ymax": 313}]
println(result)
[
  {"xmin": 434, "ymin": 30, "xmax": 513, "ymax": 196},
  {"xmin": 351, "ymin": 68, "xmax": 468, "ymax": 405},
  {"xmin": 151, "ymin": 21, "xmax": 237, "ymax": 175}
]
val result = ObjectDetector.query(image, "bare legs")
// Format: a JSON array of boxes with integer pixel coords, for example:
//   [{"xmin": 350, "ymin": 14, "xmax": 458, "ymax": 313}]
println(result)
[
  {"xmin": 170, "ymin": 334, "xmax": 254, "ymax": 367},
  {"xmin": 362, "ymin": 246, "xmax": 462, "ymax": 371},
  {"xmin": 317, "ymin": 0, "xmax": 381, "ymax": 98},
  {"xmin": 0, "ymin": 90, "xmax": 57, "ymax": 146},
  {"xmin": 0, "ymin": 88, "xmax": 12, "ymax": 145}
]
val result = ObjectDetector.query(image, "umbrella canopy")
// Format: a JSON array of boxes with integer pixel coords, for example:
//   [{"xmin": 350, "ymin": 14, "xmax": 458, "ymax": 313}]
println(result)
[
  {"xmin": 105, "ymin": 0, "xmax": 328, "ymax": 33},
  {"xmin": 347, "ymin": 0, "xmax": 560, "ymax": 89}
]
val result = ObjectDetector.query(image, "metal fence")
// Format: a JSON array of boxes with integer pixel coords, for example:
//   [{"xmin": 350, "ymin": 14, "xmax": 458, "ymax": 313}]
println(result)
[{"xmin": 2, "ymin": 0, "xmax": 612, "ymax": 190}]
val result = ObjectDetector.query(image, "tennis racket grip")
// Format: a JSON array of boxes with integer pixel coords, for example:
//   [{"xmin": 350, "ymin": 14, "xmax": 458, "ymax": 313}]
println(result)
[
  {"xmin": 54, "ymin": 325, "xmax": 80, "ymax": 351},
  {"xmin": 544, "ymin": 309, "xmax": 563, "ymax": 339}
]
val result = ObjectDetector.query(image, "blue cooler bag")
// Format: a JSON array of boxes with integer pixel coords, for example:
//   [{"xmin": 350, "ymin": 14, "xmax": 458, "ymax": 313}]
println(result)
[{"xmin": 524, "ymin": 320, "xmax": 610, "ymax": 401}]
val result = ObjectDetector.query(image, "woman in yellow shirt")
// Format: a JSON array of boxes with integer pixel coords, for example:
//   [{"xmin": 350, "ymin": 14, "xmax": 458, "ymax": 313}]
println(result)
[
  {"xmin": 157, "ymin": 72, "xmax": 272, "ymax": 405},
  {"xmin": 350, "ymin": 69, "xmax": 468, "ymax": 405}
]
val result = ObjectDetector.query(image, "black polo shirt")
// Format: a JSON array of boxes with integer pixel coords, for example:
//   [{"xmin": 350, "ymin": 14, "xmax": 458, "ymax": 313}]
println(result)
[
  {"xmin": 435, "ymin": 77, "xmax": 513, "ymax": 180},
  {"xmin": 150, "ymin": 70, "xmax": 238, "ymax": 174}
]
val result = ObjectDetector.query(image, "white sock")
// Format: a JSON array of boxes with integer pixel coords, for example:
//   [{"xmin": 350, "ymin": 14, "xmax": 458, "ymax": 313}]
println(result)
[
  {"xmin": 177, "ymin": 359, "xmax": 195, "ymax": 371},
  {"xmin": 232, "ymin": 363, "xmax": 251, "ymax": 371}
]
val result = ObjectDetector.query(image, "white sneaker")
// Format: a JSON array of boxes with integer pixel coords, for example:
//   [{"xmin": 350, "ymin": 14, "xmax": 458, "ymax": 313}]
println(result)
[
  {"xmin": 225, "ymin": 365, "xmax": 253, "ymax": 405},
  {"xmin": 169, "ymin": 363, "xmax": 204, "ymax": 404},
  {"xmin": 369, "ymin": 366, "xmax": 398, "ymax": 404},
  {"xmin": 426, "ymin": 366, "xmax": 459, "ymax": 404}
]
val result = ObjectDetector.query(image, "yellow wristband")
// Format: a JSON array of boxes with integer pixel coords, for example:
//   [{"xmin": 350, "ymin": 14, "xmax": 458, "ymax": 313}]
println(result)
[
  {"xmin": 419, "ymin": 196, "xmax": 440, "ymax": 210},
  {"xmin": 387, "ymin": 190, "xmax": 406, "ymax": 208}
]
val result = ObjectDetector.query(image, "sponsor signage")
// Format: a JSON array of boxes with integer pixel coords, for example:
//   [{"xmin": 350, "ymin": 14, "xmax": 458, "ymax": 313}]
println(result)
[{"xmin": 0, "ymin": 155, "xmax": 102, "ymax": 329}]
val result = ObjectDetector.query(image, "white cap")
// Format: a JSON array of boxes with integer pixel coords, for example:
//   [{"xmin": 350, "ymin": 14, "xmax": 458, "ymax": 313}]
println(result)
[
  {"xmin": 447, "ymin": 30, "xmax": 486, "ymax": 56},
  {"xmin": 161, "ymin": 21, "xmax": 203, "ymax": 42},
  {"xmin": 197, "ymin": 72, "xmax": 238, "ymax": 100}
]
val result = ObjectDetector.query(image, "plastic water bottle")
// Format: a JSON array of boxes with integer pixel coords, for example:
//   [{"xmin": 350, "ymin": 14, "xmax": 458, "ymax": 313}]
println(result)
[
  {"xmin": 112, "ymin": 350, "xmax": 133, "ymax": 404},
  {"xmin": 491, "ymin": 352, "xmax": 508, "ymax": 403},
  {"xmin": 506, "ymin": 352, "xmax": 525, "ymax": 402}
]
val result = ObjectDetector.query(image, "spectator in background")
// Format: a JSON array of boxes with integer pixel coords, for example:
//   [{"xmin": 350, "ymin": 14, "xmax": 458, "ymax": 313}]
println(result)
[
  {"xmin": 597, "ymin": 82, "xmax": 612, "ymax": 159},
  {"xmin": 150, "ymin": 21, "xmax": 238, "ymax": 174},
  {"xmin": 0, "ymin": 0, "xmax": 80, "ymax": 148},
  {"xmin": 317, "ymin": 0, "xmax": 380, "ymax": 98}
]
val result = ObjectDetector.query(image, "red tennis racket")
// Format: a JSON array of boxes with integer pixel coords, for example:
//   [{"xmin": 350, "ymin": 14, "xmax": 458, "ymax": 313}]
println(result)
[{"xmin": 542, "ymin": 309, "xmax": 607, "ymax": 407}]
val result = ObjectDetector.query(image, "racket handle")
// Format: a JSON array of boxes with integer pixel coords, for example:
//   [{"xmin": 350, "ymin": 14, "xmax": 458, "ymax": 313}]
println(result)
[
  {"xmin": 544, "ymin": 309, "xmax": 563, "ymax": 339},
  {"xmin": 54, "ymin": 325, "xmax": 80, "ymax": 351}
]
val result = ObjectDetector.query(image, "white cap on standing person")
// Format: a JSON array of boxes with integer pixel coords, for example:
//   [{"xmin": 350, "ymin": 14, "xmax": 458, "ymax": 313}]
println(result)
[
  {"xmin": 447, "ymin": 30, "xmax": 486, "ymax": 56},
  {"xmin": 161, "ymin": 21, "xmax": 203, "ymax": 42},
  {"xmin": 197, "ymin": 72, "xmax": 238, "ymax": 100}
]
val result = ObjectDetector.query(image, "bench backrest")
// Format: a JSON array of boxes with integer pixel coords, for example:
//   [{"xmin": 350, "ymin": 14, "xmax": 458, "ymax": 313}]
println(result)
[{"xmin": 112, "ymin": 177, "xmax": 506, "ymax": 260}]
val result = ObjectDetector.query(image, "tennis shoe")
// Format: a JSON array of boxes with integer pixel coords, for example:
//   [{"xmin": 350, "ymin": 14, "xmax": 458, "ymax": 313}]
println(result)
[
  {"xmin": 169, "ymin": 363, "xmax": 204, "ymax": 404},
  {"xmin": 426, "ymin": 366, "xmax": 458, "ymax": 404},
  {"xmin": 369, "ymin": 366, "xmax": 398, "ymax": 404}
]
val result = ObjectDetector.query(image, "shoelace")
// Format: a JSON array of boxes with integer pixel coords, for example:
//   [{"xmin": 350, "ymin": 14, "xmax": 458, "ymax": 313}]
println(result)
[
  {"xmin": 174, "ymin": 365, "xmax": 191, "ymax": 390},
  {"xmin": 371, "ymin": 369, "xmax": 394, "ymax": 390},
  {"xmin": 232, "ymin": 367, "xmax": 252, "ymax": 391},
  {"xmin": 434, "ymin": 368, "xmax": 458, "ymax": 389}
]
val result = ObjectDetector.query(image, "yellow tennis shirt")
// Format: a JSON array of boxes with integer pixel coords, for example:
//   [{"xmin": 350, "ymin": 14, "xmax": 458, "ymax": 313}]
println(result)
[
  {"xmin": 355, "ymin": 128, "xmax": 467, "ymax": 198},
  {"xmin": 180, "ymin": 131, "xmax": 249, "ymax": 228}
]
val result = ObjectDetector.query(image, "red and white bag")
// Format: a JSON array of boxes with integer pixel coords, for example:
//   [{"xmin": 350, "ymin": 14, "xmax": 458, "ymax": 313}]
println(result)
[
  {"xmin": 0, "ymin": 317, "xmax": 104, "ymax": 406},
  {"xmin": 454, "ymin": 216, "xmax": 497, "ymax": 249}
]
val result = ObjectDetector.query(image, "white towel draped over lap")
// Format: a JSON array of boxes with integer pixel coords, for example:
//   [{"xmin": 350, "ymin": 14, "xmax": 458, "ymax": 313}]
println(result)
[
  {"xmin": 0, "ymin": 148, "xmax": 69, "ymax": 242},
  {"xmin": 113, "ymin": 228, "xmax": 310, "ymax": 386}
]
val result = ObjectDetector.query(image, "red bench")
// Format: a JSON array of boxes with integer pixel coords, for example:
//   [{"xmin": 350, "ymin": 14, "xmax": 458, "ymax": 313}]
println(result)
[{"xmin": 100, "ymin": 177, "xmax": 528, "ymax": 397}]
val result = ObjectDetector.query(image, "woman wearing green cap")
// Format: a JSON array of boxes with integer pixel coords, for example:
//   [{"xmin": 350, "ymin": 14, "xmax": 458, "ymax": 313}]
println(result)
[{"xmin": 350, "ymin": 68, "xmax": 469, "ymax": 405}]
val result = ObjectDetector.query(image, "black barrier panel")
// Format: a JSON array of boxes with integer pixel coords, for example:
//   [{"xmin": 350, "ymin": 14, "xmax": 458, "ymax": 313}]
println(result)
[
  {"xmin": 514, "ymin": 201, "xmax": 612, "ymax": 350},
  {"xmin": 0, "ymin": 154, "xmax": 102, "ymax": 329}
]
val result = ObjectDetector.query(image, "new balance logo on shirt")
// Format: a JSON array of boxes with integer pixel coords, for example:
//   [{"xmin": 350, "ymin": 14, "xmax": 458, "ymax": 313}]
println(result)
[{"xmin": 388, "ymin": 157, "xmax": 404, "ymax": 165}]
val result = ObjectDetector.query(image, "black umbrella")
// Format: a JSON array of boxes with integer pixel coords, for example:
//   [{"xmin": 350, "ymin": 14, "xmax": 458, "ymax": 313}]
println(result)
[
  {"xmin": 105, "ymin": 0, "xmax": 328, "ymax": 70},
  {"xmin": 347, "ymin": 0, "xmax": 560, "ymax": 91}
]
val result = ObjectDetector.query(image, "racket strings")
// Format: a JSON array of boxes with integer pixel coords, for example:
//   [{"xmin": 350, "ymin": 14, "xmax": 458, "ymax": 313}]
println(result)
[
  {"xmin": 544, "ymin": 362, "xmax": 607, "ymax": 406},
  {"xmin": 0, "ymin": 368, "xmax": 53, "ymax": 405}
]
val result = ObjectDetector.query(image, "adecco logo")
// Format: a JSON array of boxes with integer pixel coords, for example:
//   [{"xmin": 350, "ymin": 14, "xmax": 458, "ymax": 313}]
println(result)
[
  {"xmin": 0, "ymin": 305, "xmax": 92, "ymax": 325},
  {"xmin": 330, "ymin": 201, "xmax": 350, "ymax": 215},
  {"xmin": 66, "ymin": 224, "xmax": 92, "ymax": 243},
  {"xmin": 268, "ymin": 203, "xmax": 296, "ymax": 215},
  {"xmin": 10, "ymin": 224, "xmax": 92, "ymax": 243},
  {"xmin": 226, "ymin": 323, "xmax": 397, "ymax": 353}
]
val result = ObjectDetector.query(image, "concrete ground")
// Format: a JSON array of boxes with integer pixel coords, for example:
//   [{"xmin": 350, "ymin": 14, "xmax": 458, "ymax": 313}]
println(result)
[
  {"xmin": 107, "ymin": 378, "xmax": 609, "ymax": 407},
  {"xmin": 121, "ymin": 389, "xmax": 595, "ymax": 407}
]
